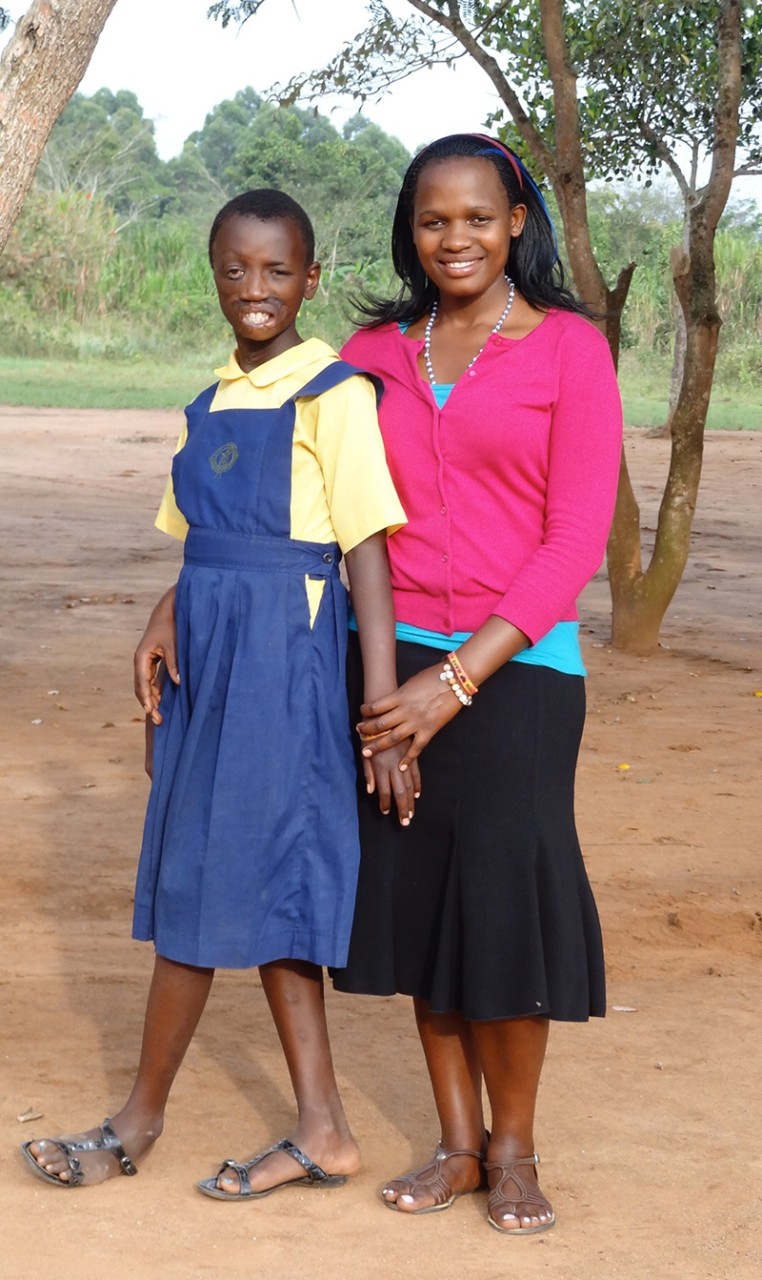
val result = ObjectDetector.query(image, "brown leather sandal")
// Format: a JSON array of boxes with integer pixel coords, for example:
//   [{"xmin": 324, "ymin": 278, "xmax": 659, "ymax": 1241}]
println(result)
[
  {"xmin": 484, "ymin": 1152, "xmax": 556, "ymax": 1234},
  {"xmin": 382, "ymin": 1143, "xmax": 486, "ymax": 1214}
]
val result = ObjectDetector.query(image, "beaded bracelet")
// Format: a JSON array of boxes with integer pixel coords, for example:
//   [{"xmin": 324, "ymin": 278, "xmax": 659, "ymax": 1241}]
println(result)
[
  {"xmin": 447, "ymin": 650, "xmax": 479, "ymax": 697},
  {"xmin": 440, "ymin": 662, "xmax": 473, "ymax": 707}
]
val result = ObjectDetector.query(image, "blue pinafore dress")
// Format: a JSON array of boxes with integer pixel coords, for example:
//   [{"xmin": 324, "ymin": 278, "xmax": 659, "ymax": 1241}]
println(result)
[{"xmin": 133, "ymin": 362, "xmax": 370, "ymax": 970}]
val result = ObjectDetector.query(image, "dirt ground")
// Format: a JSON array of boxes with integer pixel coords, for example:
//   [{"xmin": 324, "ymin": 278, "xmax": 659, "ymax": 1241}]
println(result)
[{"xmin": 0, "ymin": 406, "xmax": 759, "ymax": 1280}]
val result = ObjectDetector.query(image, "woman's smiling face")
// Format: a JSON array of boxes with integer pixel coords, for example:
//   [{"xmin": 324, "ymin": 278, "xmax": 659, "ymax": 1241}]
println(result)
[{"xmin": 411, "ymin": 156, "xmax": 526, "ymax": 301}]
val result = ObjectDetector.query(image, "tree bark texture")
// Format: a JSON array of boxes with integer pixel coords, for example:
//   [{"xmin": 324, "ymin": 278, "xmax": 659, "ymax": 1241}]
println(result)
[{"xmin": 0, "ymin": 0, "xmax": 119, "ymax": 254}]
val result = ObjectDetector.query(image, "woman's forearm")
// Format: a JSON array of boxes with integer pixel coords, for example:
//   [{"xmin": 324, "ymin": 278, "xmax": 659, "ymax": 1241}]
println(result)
[
  {"xmin": 344, "ymin": 532, "xmax": 397, "ymax": 703},
  {"xmin": 449, "ymin": 615, "xmax": 530, "ymax": 689}
]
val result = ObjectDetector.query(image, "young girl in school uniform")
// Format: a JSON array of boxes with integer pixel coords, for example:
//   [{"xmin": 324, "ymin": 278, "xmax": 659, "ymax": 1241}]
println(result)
[{"xmin": 22, "ymin": 189, "xmax": 410, "ymax": 1198}]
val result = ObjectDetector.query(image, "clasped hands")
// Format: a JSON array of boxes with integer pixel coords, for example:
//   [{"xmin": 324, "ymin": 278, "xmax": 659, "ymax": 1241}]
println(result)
[
  {"xmin": 133, "ymin": 589, "xmax": 460, "ymax": 826},
  {"xmin": 357, "ymin": 662, "xmax": 465, "ymax": 822}
]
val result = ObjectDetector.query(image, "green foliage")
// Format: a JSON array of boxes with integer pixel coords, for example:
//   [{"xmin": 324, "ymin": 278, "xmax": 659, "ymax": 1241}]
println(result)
[
  {"xmin": 565, "ymin": 1, "xmax": 762, "ymax": 183},
  {"xmin": 177, "ymin": 90, "xmax": 410, "ymax": 278},
  {"xmin": 0, "ymin": 81, "xmax": 758, "ymax": 402},
  {"xmin": 0, "ymin": 188, "xmax": 118, "ymax": 324},
  {"xmin": 249, "ymin": 2, "xmax": 761, "ymax": 191},
  {"xmin": 37, "ymin": 89, "xmax": 173, "ymax": 219},
  {"xmin": 0, "ymin": 84, "xmax": 410, "ymax": 357},
  {"xmin": 574, "ymin": 184, "xmax": 762, "ymax": 364}
]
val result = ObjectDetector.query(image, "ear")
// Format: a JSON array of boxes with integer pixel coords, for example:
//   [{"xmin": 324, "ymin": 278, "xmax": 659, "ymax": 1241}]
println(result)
[
  {"xmin": 304, "ymin": 261, "xmax": 321, "ymax": 299},
  {"xmin": 510, "ymin": 204, "xmax": 528, "ymax": 238}
]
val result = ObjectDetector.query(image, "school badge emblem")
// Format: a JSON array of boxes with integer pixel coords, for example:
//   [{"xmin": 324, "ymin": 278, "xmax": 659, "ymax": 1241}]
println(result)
[{"xmin": 209, "ymin": 442, "xmax": 239, "ymax": 476}]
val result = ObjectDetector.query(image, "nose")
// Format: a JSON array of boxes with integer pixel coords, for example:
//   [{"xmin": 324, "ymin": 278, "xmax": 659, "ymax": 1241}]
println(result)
[
  {"xmin": 441, "ymin": 221, "xmax": 472, "ymax": 251},
  {"xmin": 239, "ymin": 269, "xmax": 269, "ymax": 300}
]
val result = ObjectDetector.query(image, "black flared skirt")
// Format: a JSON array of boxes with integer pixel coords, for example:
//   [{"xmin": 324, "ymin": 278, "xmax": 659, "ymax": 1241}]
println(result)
[{"xmin": 331, "ymin": 634, "xmax": 606, "ymax": 1022}]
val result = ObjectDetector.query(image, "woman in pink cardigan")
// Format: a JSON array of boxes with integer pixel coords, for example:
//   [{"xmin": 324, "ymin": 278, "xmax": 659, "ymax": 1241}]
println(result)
[{"xmin": 334, "ymin": 134, "xmax": 622, "ymax": 1234}]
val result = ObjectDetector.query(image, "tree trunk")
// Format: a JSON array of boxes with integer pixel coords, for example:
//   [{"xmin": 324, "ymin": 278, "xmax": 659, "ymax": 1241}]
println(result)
[
  {"xmin": 662, "ymin": 206, "xmax": 691, "ymax": 437},
  {"xmin": 607, "ymin": 0, "xmax": 740, "ymax": 652},
  {"xmin": 663, "ymin": 306, "xmax": 686, "ymax": 437},
  {"xmin": 610, "ymin": 294, "xmax": 717, "ymax": 654},
  {"xmin": 0, "ymin": 0, "xmax": 119, "ymax": 253},
  {"xmin": 537, "ymin": 0, "xmax": 653, "ymax": 649}
]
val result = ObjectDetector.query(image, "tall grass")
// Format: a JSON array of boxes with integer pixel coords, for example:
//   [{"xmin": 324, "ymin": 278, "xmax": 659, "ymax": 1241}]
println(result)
[
  {"xmin": 1, "ymin": 192, "xmax": 760, "ymax": 404},
  {"xmin": 618, "ymin": 227, "xmax": 762, "ymax": 390}
]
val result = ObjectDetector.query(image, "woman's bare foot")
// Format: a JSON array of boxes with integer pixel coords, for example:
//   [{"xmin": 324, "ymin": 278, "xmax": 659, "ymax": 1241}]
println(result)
[
  {"xmin": 208, "ymin": 1123, "xmax": 360, "ymax": 1197},
  {"xmin": 23, "ymin": 1109, "xmax": 162, "ymax": 1187},
  {"xmin": 381, "ymin": 1143, "xmax": 486, "ymax": 1213}
]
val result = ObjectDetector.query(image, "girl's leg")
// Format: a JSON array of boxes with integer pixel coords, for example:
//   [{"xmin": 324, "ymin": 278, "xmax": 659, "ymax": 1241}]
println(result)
[
  {"xmin": 28, "ymin": 955, "xmax": 214, "ymax": 1185},
  {"xmin": 212, "ymin": 959, "xmax": 360, "ymax": 1195},
  {"xmin": 472, "ymin": 1015, "xmax": 554, "ymax": 1231},
  {"xmin": 381, "ymin": 998, "xmax": 487, "ymax": 1212}
]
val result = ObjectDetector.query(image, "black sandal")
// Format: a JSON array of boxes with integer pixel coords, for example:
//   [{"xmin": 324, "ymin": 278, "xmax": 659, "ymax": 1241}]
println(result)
[
  {"xmin": 20, "ymin": 1118, "xmax": 138, "ymax": 1188},
  {"xmin": 197, "ymin": 1137, "xmax": 349, "ymax": 1201}
]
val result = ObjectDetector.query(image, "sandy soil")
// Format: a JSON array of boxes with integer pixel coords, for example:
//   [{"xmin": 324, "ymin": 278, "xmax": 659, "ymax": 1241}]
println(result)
[{"xmin": 0, "ymin": 407, "xmax": 760, "ymax": 1280}]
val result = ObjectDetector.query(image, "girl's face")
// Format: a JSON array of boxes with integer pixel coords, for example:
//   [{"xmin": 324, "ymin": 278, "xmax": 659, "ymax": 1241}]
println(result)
[
  {"xmin": 411, "ymin": 156, "xmax": 526, "ymax": 303},
  {"xmin": 211, "ymin": 214, "xmax": 320, "ymax": 368}
]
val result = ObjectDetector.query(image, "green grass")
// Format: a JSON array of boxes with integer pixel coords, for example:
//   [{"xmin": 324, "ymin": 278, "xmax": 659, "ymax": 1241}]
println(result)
[
  {"xmin": 0, "ymin": 356, "xmax": 229, "ymax": 410},
  {"xmin": 621, "ymin": 393, "xmax": 762, "ymax": 432},
  {"xmin": 616, "ymin": 351, "xmax": 762, "ymax": 430},
  {"xmin": 1, "ymin": 355, "xmax": 761, "ymax": 428}
]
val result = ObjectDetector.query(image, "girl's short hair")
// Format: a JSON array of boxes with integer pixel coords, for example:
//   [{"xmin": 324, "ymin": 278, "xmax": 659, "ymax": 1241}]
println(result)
[
  {"xmin": 356, "ymin": 133, "xmax": 587, "ymax": 327},
  {"xmin": 208, "ymin": 189, "xmax": 316, "ymax": 265}
]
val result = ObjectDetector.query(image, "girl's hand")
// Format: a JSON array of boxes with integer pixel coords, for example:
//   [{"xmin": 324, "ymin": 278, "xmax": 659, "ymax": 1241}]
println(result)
[
  {"xmin": 362, "ymin": 741, "xmax": 421, "ymax": 825},
  {"xmin": 134, "ymin": 585, "xmax": 178, "ymax": 726},
  {"xmin": 357, "ymin": 664, "xmax": 462, "ymax": 770}
]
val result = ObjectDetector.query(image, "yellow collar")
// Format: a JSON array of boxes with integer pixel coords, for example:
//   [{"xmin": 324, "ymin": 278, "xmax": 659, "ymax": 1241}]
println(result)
[{"xmin": 215, "ymin": 337, "xmax": 337, "ymax": 387}]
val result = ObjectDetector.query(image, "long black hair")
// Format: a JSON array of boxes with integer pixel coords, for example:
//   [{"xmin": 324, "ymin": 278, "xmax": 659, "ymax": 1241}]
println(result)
[{"xmin": 355, "ymin": 133, "xmax": 587, "ymax": 327}]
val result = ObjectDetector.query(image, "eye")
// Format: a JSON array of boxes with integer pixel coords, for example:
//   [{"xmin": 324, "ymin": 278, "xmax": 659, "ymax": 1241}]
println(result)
[{"xmin": 470, "ymin": 215, "xmax": 492, "ymax": 225}]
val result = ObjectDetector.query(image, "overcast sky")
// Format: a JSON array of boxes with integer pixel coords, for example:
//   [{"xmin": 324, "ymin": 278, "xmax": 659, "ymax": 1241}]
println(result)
[
  {"xmin": 2, "ymin": 1, "xmax": 759, "ymax": 205},
  {"xmin": 15, "ymin": 0, "xmax": 498, "ymax": 158}
]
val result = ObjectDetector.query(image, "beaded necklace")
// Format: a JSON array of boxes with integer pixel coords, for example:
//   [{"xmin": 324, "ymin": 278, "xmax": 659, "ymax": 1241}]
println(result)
[{"xmin": 423, "ymin": 275, "xmax": 515, "ymax": 387}]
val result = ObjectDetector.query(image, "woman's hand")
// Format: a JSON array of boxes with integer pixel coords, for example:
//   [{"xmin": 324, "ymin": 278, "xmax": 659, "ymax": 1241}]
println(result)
[
  {"xmin": 134, "ymin": 585, "xmax": 178, "ymax": 725},
  {"xmin": 362, "ymin": 741, "xmax": 421, "ymax": 825},
  {"xmin": 357, "ymin": 664, "xmax": 462, "ymax": 770}
]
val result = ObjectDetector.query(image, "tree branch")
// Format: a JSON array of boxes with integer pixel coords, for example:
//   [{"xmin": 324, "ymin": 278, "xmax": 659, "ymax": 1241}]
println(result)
[
  {"xmin": 406, "ymin": 0, "xmax": 557, "ymax": 179},
  {"xmin": 703, "ymin": 0, "xmax": 741, "ymax": 229},
  {"xmin": 638, "ymin": 120, "xmax": 689, "ymax": 197}
]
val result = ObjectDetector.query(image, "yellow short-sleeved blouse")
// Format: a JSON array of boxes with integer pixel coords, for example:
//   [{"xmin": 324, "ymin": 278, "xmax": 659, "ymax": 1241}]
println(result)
[{"xmin": 156, "ymin": 337, "xmax": 406, "ymax": 551}]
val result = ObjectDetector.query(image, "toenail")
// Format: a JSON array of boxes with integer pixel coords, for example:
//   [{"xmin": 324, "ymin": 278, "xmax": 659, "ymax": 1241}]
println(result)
[{"xmin": 400, "ymin": 1194, "xmax": 414, "ymax": 1203}]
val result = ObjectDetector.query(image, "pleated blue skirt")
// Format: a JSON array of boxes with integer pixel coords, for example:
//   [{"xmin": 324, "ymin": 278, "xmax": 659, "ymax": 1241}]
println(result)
[{"xmin": 133, "ymin": 529, "xmax": 360, "ymax": 969}]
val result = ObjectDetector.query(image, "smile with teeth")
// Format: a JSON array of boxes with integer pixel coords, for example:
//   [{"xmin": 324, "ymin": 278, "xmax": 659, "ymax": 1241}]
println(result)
[
  {"xmin": 441, "ymin": 259, "xmax": 481, "ymax": 272},
  {"xmin": 241, "ymin": 309, "xmax": 274, "ymax": 325}
]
